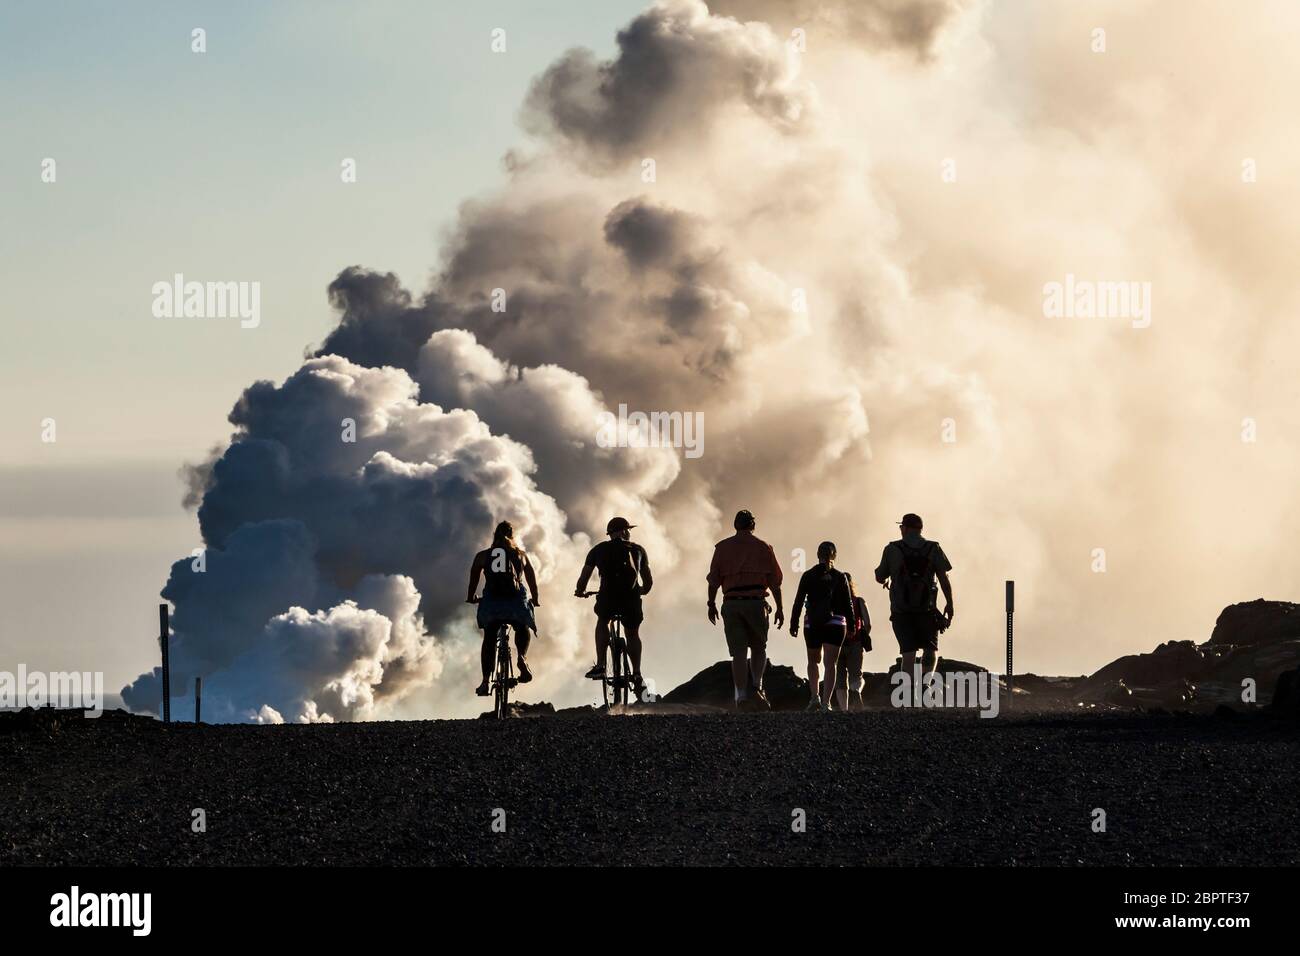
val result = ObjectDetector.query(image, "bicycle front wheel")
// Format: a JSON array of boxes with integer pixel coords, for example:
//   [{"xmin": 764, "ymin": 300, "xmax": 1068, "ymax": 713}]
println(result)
[{"xmin": 611, "ymin": 635, "xmax": 626, "ymax": 706}]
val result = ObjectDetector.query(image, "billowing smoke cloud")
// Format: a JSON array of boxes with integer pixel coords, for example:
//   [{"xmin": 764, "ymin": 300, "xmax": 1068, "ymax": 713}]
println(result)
[
  {"xmin": 126, "ymin": 0, "xmax": 1300, "ymax": 719},
  {"xmin": 708, "ymin": 0, "xmax": 969, "ymax": 60},
  {"xmin": 524, "ymin": 0, "xmax": 814, "ymax": 163},
  {"xmin": 123, "ymin": 356, "xmax": 588, "ymax": 721}
]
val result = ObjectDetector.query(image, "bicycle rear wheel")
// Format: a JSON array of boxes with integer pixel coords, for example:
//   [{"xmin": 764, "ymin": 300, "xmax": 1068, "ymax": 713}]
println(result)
[
  {"xmin": 494, "ymin": 626, "xmax": 511, "ymax": 720},
  {"xmin": 621, "ymin": 646, "xmax": 636, "ymax": 704}
]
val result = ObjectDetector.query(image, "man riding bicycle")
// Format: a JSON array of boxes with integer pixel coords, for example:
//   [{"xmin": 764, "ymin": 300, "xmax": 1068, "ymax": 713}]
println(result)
[
  {"xmin": 574, "ymin": 517, "xmax": 653, "ymax": 699},
  {"xmin": 466, "ymin": 521, "xmax": 540, "ymax": 697}
]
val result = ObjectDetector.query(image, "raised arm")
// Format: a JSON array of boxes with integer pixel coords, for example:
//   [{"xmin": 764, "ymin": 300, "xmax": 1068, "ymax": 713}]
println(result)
[
  {"xmin": 466, "ymin": 551, "xmax": 485, "ymax": 602},
  {"xmin": 523, "ymin": 553, "xmax": 540, "ymax": 606},
  {"xmin": 639, "ymin": 548, "xmax": 653, "ymax": 595},
  {"xmin": 574, "ymin": 562, "xmax": 595, "ymax": 596}
]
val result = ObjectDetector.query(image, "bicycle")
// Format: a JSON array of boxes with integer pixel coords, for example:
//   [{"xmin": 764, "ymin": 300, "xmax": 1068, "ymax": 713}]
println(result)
[
  {"xmin": 487, "ymin": 620, "xmax": 517, "ymax": 720},
  {"xmin": 469, "ymin": 587, "xmax": 538, "ymax": 719},
  {"xmin": 578, "ymin": 591, "xmax": 637, "ymax": 708}
]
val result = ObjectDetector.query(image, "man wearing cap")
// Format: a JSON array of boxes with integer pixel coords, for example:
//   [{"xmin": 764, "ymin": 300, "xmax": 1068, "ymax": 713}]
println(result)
[
  {"xmin": 707, "ymin": 509, "xmax": 784, "ymax": 711},
  {"xmin": 575, "ymin": 517, "xmax": 653, "ymax": 696},
  {"xmin": 874, "ymin": 513, "xmax": 954, "ymax": 686}
]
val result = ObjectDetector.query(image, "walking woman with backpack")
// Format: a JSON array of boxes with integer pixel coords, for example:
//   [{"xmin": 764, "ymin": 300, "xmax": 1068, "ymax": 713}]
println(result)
[{"xmin": 789, "ymin": 541, "xmax": 857, "ymax": 711}]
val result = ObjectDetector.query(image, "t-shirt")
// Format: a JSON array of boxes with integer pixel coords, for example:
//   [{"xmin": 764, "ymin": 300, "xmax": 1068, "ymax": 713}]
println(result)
[
  {"xmin": 874, "ymin": 534, "xmax": 952, "ymax": 613},
  {"xmin": 792, "ymin": 565, "xmax": 854, "ymax": 626},
  {"xmin": 706, "ymin": 531, "xmax": 783, "ymax": 597},
  {"xmin": 584, "ymin": 540, "xmax": 652, "ymax": 596}
]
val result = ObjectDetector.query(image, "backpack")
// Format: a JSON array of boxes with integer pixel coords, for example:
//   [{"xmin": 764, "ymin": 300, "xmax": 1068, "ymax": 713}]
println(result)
[
  {"xmin": 851, "ymin": 594, "xmax": 873, "ymax": 651},
  {"xmin": 852, "ymin": 595, "xmax": 872, "ymax": 637},
  {"xmin": 603, "ymin": 541, "xmax": 642, "ymax": 593},
  {"xmin": 804, "ymin": 567, "xmax": 843, "ymax": 625},
  {"xmin": 895, "ymin": 540, "xmax": 938, "ymax": 613}
]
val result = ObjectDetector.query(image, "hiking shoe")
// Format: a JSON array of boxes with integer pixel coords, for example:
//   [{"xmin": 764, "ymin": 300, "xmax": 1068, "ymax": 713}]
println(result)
[
  {"xmin": 804, "ymin": 696, "xmax": 821, "ymax": 712},
  {"xmin": 517, "ymin": 658, "xmax": 533, "ymax": 683},
  {"xmin": 752, "ymin": 688, "xmax": 771, "ymax": 711},
  {"xmin": 474, "ymin": 681, "xmax": 490, "ymax": 697},
  {"xmin": 584, "ymin": 663, "xmax": 606, "ymax": 680}
]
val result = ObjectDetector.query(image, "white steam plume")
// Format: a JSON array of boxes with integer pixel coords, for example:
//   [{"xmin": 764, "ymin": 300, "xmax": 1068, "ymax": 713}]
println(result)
[{"xmin": 126, "ymin": 0, "xmax": 1300, "ymax": 719}]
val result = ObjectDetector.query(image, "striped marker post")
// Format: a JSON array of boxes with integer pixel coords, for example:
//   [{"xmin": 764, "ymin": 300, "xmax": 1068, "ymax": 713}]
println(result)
[
  {"xmin": 1005, "ymin": 581, "xmax": 1015, "ymax": 707},
  {"xmin": 159, "ymin": 603, "xmax": 171, "ymax": 724}
]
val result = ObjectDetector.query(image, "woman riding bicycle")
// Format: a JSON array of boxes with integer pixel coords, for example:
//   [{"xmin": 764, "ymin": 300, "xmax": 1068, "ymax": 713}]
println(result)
[{"xmin": 466, "ymin": 521, "xmax": 540, "ymax": 696}]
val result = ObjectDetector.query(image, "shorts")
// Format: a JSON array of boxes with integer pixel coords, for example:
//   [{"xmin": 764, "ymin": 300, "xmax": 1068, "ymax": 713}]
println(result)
[
  {"xmin": 891, "ymin": 612, "xmax": 939, "ymax": 654},
  {"xmin": 476, "ymin": 589, "xmax": 535, "ymax": 633},
  {"xmin": 722, "ymin": 598, "xmax": 768, "ymax": 656},
  {"xmin": 803, "ymin": 615, "xmax": 847, "ymax": 650},
  {"xmin": 595, "ymin": 590, "xmax": 644, "ymax": 627}
]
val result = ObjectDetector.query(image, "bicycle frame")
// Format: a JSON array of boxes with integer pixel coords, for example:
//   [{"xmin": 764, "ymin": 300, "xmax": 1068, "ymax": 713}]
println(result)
[
  {"xmin": 491, "ymin": 622, "xmax": 515, "ymax": 720},
  {"xmin": 579, "ymin": 592, "xmax": 637, "ymax": 708},
  {"xmin": 604, "ymin": 615, "xmax": 635, "ymax": 707}
]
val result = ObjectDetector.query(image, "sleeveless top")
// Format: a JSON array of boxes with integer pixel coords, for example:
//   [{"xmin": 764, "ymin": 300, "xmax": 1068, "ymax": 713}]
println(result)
[{"xmin": 482, "ymin": 544, "xmax": 526, "ymax": 599}]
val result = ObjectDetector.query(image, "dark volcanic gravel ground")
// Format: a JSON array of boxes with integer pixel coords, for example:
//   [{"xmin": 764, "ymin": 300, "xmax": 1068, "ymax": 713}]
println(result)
[{"xmin": 2, "ymin": 709, "xmax": 1297, "ymax": 866}]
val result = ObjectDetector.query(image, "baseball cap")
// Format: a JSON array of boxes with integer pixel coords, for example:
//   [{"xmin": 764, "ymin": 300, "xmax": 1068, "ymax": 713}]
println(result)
[
  {"xmin": 606, "ymin": 517, "xmax": 636, "ymax": 534},
  {"xmin": 899, "ymin": 513, "xmax": 923, "ymax": 530}
]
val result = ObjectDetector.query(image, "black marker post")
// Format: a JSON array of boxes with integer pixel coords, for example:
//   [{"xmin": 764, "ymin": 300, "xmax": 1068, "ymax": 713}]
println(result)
[
  {"xmin": 159, "ymin": 602, "xmax": 171, "ymax": 724},
  {"xmin": 1005, "ymin": 581, "xmax": 1014, "ymax": 708}
]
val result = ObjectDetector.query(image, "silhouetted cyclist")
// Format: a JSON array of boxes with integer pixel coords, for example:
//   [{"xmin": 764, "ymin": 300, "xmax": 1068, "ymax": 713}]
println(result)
[
  {"xmin": 574, "ymin": 517, "xmax": 652, "ymax": 699},
  {"xmin": 874, "ymin": 513, "xmax": 953, "ymax": 687},
  {"xmin": 467, "ymin": 521, "xmax": 540, "ymax": 696}
]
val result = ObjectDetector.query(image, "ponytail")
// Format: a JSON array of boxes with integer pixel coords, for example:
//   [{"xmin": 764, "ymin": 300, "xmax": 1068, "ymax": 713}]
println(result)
[{"xmin": 490, "ymin": 521, "xmax": 525, "ymax": 573}]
